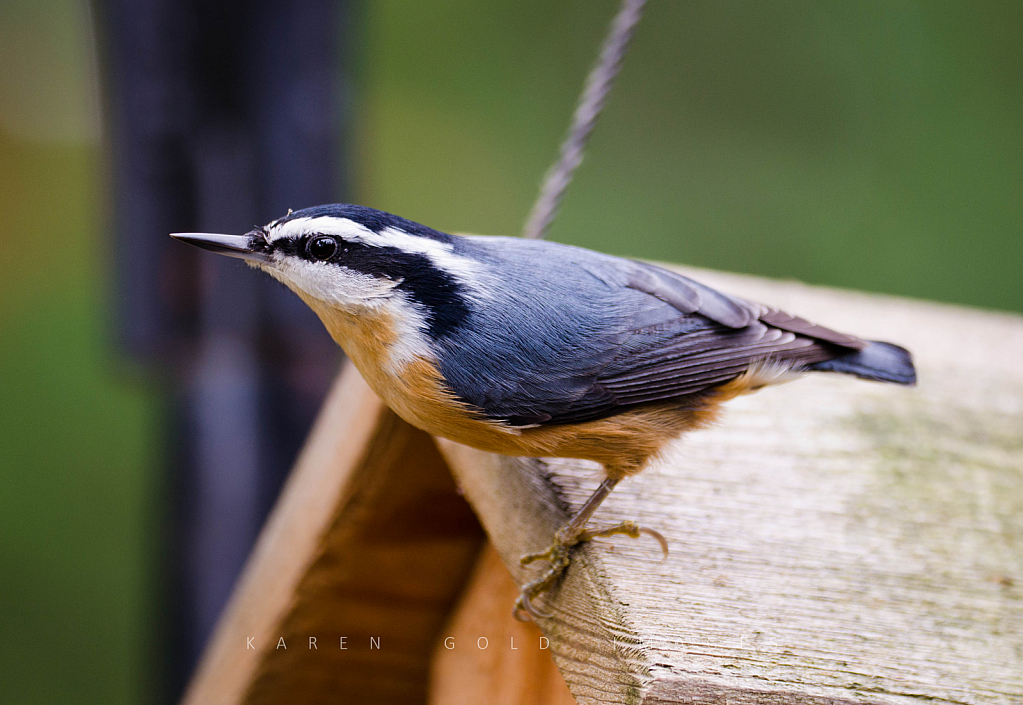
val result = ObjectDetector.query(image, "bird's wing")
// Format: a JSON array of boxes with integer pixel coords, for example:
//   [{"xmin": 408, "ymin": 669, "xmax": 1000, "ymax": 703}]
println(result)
[
  {"xmin": 495, "ymin": 318, "xmax": 837, "ymax": 426},
  {"xmin": 440, "ymin": 241, "xmax": 866, "ymax": 427}
]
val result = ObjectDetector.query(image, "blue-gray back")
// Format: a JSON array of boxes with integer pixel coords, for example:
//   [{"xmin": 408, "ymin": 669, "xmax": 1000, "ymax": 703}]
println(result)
[{"xmin": 435, "ymin": 236, "xmax": 857, "ymax": 426}]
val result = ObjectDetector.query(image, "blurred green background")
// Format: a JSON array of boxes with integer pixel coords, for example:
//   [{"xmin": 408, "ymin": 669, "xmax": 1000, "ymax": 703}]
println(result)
[{"xmin": 0, "ymin": 0, "xmax": 1020, "ymax": 702}]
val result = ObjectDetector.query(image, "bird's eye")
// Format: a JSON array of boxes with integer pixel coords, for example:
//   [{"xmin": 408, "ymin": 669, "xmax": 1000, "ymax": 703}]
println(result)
[{"xmin": 307, "ymin": 236, "xmax": 338, "ymax": 261}]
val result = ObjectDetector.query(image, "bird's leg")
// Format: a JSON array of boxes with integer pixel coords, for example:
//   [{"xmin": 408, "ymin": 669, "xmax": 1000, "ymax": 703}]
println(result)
[{"xmin": 515, "ymin": 478, "xmax": 668, "ymax": 621}]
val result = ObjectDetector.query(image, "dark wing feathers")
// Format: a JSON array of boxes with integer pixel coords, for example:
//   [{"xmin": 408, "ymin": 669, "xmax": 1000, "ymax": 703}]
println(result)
[
  {"xmin": 625, "ymin": 260, "xmax": 865, "ymax": 348},
  {"xmin": 759, "ymin": 307, "xmax": 867, "ymax": 349},
  {"xmin": 501, "ymin": 320, "xmax": 838, "ymax": 427},
  {"xmin": 597, "ymin": 324, "xmax": 832, "ymax": 405},
  {"xmin": 625, "ymin": 261, "xmax": 762, "ymax": 328}
]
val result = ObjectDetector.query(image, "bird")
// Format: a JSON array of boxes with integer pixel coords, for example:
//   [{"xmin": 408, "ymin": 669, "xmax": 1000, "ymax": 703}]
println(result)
[{"xmin": 171, "ymin": 204, "xmax": 916, "ymax": 620}]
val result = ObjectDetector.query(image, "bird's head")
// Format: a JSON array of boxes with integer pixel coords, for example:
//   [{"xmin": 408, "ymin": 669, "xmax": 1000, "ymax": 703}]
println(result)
[{"xmin": 172, "ymin": 204, "xmax": 478, "ymax": 344}]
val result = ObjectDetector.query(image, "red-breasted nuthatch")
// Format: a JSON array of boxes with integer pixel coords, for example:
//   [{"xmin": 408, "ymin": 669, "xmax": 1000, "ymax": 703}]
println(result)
[{"xmin": 172, "ymin": 204, "xmax": 916, "ymax": 619}]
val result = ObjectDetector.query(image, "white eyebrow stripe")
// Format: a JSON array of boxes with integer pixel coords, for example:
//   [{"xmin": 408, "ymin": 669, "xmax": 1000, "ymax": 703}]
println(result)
[
  {"xmin": 364, "ymin": 226, "xmax": 456, "ymax": 256},
  {"xmin": 267, "ymin": 216, "xmax": 490, "ymax": 296},
  {"xmin": 268, "ymin": 216, "xmax": 372, "ymax": 243}
]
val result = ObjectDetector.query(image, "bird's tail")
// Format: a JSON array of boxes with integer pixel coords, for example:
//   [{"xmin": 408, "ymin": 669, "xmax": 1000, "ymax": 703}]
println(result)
[{"xmin": 807, "ymin": 341, "xmax": 916, "ymax": 385}]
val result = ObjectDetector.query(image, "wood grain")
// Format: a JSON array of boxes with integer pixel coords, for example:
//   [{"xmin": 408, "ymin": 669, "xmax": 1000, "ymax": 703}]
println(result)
[
  {"xmin": 436, "ymin": 268, "xmax": 1023, "ymax": 705},
  {"xmin": 429, "ymin": 543, "xmax": 576, "ymax": 705}
]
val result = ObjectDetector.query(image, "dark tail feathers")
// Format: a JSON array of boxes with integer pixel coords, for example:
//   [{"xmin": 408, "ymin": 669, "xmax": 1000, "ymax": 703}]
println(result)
[{"xmin": 807, "ymin": 341, "xmax": 916, "ymax": 385}]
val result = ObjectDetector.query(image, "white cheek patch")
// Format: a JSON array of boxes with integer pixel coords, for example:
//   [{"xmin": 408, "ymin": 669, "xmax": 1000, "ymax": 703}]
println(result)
[
  {"xmin": 378, "ymin": 296, "xmax": 436, "ymax": 372},
  {"xmin": 258, "ymin": 254, "xmax": 434, "ymax": 373},
  {"xmin": 266, "ymin": 254, "xmax": 400, "ymax": 307}
]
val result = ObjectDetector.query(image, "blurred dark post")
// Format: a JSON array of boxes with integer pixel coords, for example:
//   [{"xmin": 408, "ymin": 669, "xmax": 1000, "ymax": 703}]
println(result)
[{"xmin": 93, "ymin": 0, "xmax": 350, "ymax": 699}]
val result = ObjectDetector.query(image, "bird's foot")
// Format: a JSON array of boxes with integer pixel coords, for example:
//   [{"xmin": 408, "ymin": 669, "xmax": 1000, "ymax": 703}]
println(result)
[{"xmin": 513, "ymin": 521, "xmax": 669, "ymax": 622}]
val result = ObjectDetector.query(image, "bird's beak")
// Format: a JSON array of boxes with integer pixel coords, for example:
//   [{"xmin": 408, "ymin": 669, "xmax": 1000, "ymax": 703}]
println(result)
[{"xmin": 170, "ymin": 232, "xmax": 271, "ymax": 263}]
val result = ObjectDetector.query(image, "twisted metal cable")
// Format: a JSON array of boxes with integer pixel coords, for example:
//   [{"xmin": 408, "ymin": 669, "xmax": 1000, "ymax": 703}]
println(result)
[{"xmin": 522, "ymin": 0, "xmax": 648, "ymax": 240}]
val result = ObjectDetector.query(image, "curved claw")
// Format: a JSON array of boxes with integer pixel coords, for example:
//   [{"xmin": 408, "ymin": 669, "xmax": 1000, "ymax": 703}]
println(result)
[
  {"xmin": 639, "ymin": 526, "xmax": 670, "ymax": 561},
  {"xmin": 513, "ymin": 592, "xmax": 552, "ymax": 622}
]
